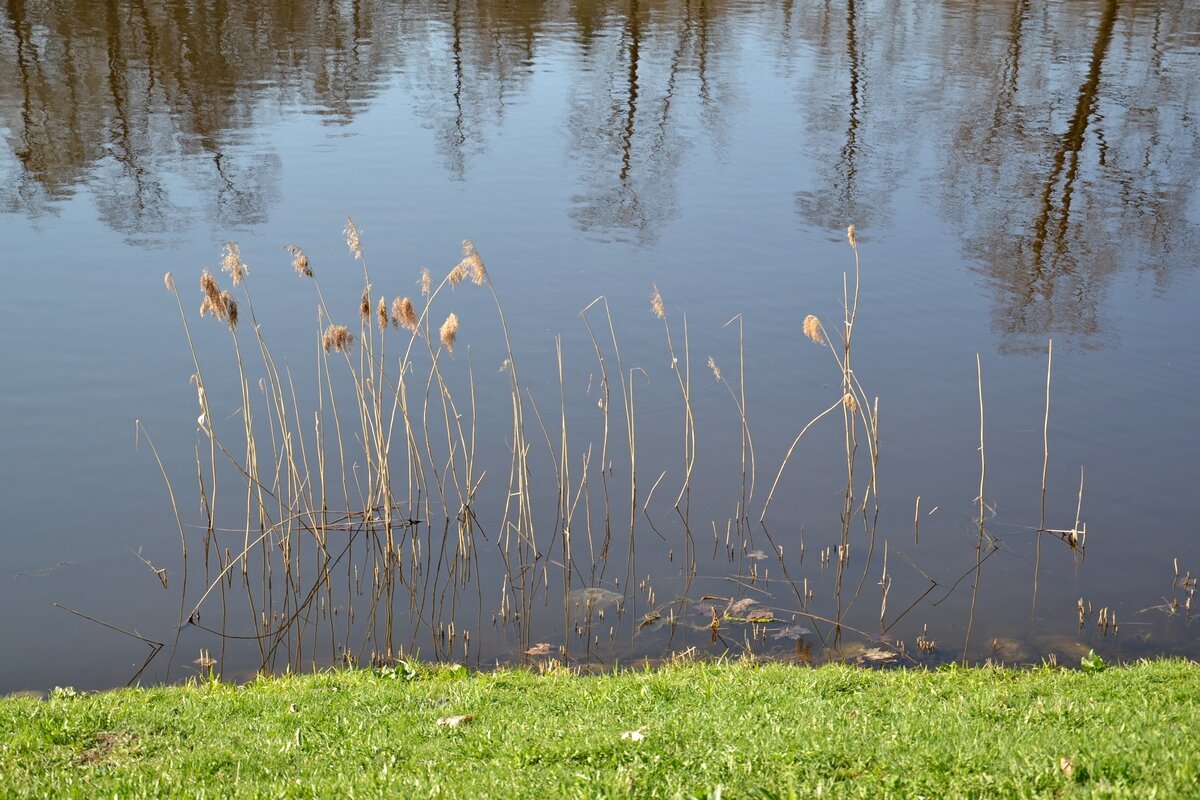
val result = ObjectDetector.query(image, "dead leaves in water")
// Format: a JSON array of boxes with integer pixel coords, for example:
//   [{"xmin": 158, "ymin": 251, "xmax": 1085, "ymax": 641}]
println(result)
[
  {"xmin": 725, "ymin": 598, "xmax": 757, "ymax": 616},
  {"xmin": 525, "ymin": 643, "xmax": 558, "ymax": 657}
]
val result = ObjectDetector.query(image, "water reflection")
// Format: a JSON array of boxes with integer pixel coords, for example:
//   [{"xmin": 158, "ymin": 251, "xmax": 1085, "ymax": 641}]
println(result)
[
  {"xmin": 2, "ymin": 1, "xmax": 1194, "ymax": 324},
  {"xmin": 937, "ymin": 0, "xmax": 1198, "ymax": 350},
  {"xmin": 1, "ymin": 1, "xmax": 1198, "ymax": 691},
  {"xmin": 0, "ymin": 0, "xmax": 401, "ymax": 236}
]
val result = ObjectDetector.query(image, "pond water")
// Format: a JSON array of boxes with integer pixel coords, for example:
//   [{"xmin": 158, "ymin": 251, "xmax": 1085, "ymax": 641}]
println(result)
[{"xmin": 1, "ymin": 0, "xmax": 1197, "ymax": 692}]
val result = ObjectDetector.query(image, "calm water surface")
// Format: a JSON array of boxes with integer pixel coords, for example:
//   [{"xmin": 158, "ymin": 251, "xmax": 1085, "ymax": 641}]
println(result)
[{"xmin": 1, "ymin": 0, "xmax": 1198, "ymax": 691}]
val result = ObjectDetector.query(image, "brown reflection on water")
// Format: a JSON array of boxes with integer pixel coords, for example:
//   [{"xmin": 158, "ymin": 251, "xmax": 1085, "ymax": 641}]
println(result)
[
  {"xmin": 0, "ymin": 0, "xmax": 401, "ymax": 234},
  {"xmin": 567, "ymin": 0, "xmax": 732, "ymax": 242},
  {"xmin": 936, "ymin": 0, "xmax": 1198, "ymax": 351},
  {"xmin": 3, "ymin": 0, "xmax": 1194, "ymax": 314}
]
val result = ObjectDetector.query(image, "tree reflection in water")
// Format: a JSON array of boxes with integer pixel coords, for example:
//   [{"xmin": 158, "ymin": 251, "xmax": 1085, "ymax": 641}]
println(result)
[{"xmin": 0, "ymin": 0, "xmax": 1195, "ymax": 345}]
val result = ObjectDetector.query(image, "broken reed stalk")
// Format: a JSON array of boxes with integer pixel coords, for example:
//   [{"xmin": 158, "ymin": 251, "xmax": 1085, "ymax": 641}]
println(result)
[
  {"xmin": 963, "ymin": 353, "xmax": 987, "ymax": 662},
  {"xmin": 651, "ymin": 285, "xmax": 697, "ymax": 510},
  {"xmin": 1033, "ymin": 338, "xmax": 1052, "ymax": 615}
]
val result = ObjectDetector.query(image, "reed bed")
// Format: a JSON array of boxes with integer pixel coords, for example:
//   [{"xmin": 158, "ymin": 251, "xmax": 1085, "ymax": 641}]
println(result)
[{"xmin": 138, "ymin": 221, "xmax": 1112, "ymax": 682}]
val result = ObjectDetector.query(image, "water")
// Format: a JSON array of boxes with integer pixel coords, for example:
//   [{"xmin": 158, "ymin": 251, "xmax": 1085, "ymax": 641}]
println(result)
[{"xmin": 1, "ymin": 0, "xmax": 1197, "ymax": 692}]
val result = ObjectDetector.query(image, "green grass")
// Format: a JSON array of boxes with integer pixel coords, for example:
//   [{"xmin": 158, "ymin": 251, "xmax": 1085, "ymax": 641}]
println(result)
[{"xmin": 2, "ymin": 659, "xmax": 1198, "ymax": 798}]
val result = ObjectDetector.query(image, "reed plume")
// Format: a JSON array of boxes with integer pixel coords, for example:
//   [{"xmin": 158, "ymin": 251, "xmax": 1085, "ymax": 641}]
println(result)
[
  {"xmin": 803, "ymin": 314, "xmax": 823, "ymax": 344},
  {"xmin": 651, "ymin": 285, "xmax": 666, "ymax": 319},
  {"xmin": 847, "ymin": 224, "xmax": 858, "ymax": 250},
  {"xmin": 377, "ymin": 297, "xmax": 388, "ymax": 330},
  {"xmin": 459, "ymin": 240, "xmax": 487, "ymax": 286},
  {"xmin": 199, "ymin": 270, "xmax": 228, "ymax": 321},
  {"xmin": 223, "ymin": 291, "xmax": 238, "ymax": 332},
  {"xmin": 392, "ymin": 297, "xmax": 418, "ymax": 332},
  {"xmin": 707, "ymin": 357, "xmax": 722, "ymax": 382},
  {"xmin": 448, "ymin": 262, "xmax": 469, "ymax": 287},
  {"xmin": 164, "ymin": 272, "xmax": 176, "ymax": 293},
  {"xmin": 360, "ymin": 287, "xmax": 371, "ymax": 319},
  {"xmin": 440, "ymin": 313, "xmax": 459, "ymax": 352},
  {"xmin": 322, "ymin": 324, "xmax": 354, "ymax": 353},
  {"xmin": 420, "ymin": 268, "xmax": 432, "ymax": 297},
  {"xmin": 344, "ymin": 217, "xmax": 363, "ymax": 260},
  {"xmin": 221, "ymin": 242, "xmax": 248, "ymax": 286},
  {"xmin": 284, "ymin": 245, "xmax": 312, "ymax": 278}
]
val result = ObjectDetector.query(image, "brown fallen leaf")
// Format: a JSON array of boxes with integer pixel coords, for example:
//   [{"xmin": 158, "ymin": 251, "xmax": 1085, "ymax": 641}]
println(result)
[
  {"xmin": 861, "ymin": 647, "xmax": 897, "ymax": 661},
  {"xmin": 1059, "ymin": 756, "xmax": 1074, "ymax": 777},
  {"xmin": 638, "ymin": 612, "xmax": 662, "ymax": 631},
  {"xmin": 726, "ymin": 598, "xmax": 757, "ymax": 616},
  {"xmin": 525, "ymin": 643, "xmax": 556, "ymax": 656},
  {"xmin": 436, "ymin": 715, "xmax": 473, "ymax": 727}
]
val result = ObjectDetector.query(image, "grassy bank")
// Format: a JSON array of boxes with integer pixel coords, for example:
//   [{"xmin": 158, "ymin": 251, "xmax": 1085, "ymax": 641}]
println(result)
[{"xmin": 3, "ymin": 659, "xmax": 1198, "ymax": 798}]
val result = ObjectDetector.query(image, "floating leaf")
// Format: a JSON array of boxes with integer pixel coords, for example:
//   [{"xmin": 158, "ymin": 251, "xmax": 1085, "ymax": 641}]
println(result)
[
  {"xmin": 620, "ymin": 730, "xmax": 646, "ymax": 742},
  {"xmin": 772, "ymin": 624, "xmax": 812, "ymax": 641},
  {"xmin": 638, "ymin": 612, "xmax": 662, "ymax": 631},
  {"xmin": 746, "ymin": 550, "xmax": 769, "ymax": 561},
  {"xmin": 436, "ymin": 715, "xmax": 473, "ymax": 727},
  {"xmin": 745, "ymin": 610, "xmax": 776, "ymax": 623},
  {"xmin": 525, "ymin": 643, "xmax": 556, "ymax": 656},
  {"xmin": 861, "ymin": 647, "xmax": 897, "ymax": 662},
  {"xmin": 726, "ymin": 598, "xmax": 757, "ymax": 616}
]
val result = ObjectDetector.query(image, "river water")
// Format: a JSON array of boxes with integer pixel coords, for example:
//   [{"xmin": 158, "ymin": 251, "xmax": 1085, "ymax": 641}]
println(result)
[{"xmin": 1, "ymin": 0, "xmax": 1197, "ymax": 691}]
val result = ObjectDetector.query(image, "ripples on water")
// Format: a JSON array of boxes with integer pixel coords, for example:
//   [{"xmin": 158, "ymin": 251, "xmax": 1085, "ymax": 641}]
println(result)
[{"xmin": 0, "ymin": 0, "xmax": 1197, "ymax": 691}]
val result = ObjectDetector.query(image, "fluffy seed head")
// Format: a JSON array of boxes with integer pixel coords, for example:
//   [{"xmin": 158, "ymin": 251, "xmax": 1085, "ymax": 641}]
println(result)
[
  {"xmin": 439, "ymin": 312, "xmax": 459, "ymax": 352},
  {"xmin": 459, "ymin": 239, "xmax": 487, "ymax": 286},
  {"xmin": 847, "ymin": 225, "xmax": 858, "ymax": 250},
  {"xmin": 360, "ymin": 287, "xmax": 371, "ymax": 319},
  {"xmin": 803, "ymin": 314, "xmax": 824, "ymax": 344},
  {"xmin": 222, "ymin": 291, "xmax": 238, "ymax": 331},
  {"xmin": 448, "ymin": 262, "xmax": 468, "ymax": 286},
  {"xmin": 707, "ymin": 357, "xmax": 722, "ymax": 382},
  {"xmin": 284, "ymin": 245, "xmax": 312, "ymax": 278},
  {"xmin": 221, "ymin": 242, "xmax": 248, "ymax": 286},
  {"xmin": 843, "ymin": 392, "xmax": 858, "ymax": 413},
  {"xmin": 164, "ymin": 272, "xmax": 176, "ymax": 293},
  {"xmin": 199, "ymin": 269, "xmax": 229, "ymax": 322},
  {"xmin": 377, "ymin": 296, "xmax": 388, "ymax": 330},
  {"xmin": 420, "ymin": 268, "xmax": 432, "ymax": 297},
  {"xmin": 344, "ymin": 217, "xmax": 363, "ymax": 260},
  {"xmin": 650, "ymin": 284, "xmax": 666, "ymax": 319},
  {"xmin": 392, "ymin": 296, "xmax": 418, "ymax": 332},
  {"xmin": 322, "ymin": 324, "xmax": 354, "ymax": 353}
]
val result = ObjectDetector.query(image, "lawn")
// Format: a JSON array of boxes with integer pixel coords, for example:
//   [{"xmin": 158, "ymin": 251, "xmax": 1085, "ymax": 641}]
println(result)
[{"xmin": 2, "ymin": 658, "xmax": 1197, "ymax": 798}]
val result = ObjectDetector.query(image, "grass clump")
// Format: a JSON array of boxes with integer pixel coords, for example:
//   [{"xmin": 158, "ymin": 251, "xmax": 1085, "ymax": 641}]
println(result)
[{"xmin": 2, "ymin": 659, "xmax": 1198, "ymax": 798}]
